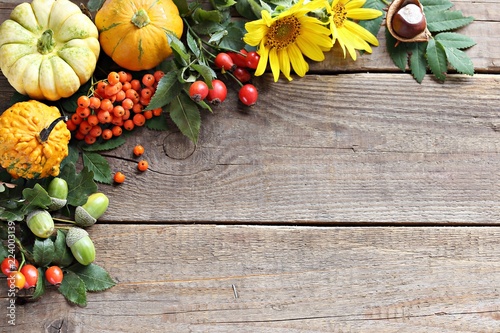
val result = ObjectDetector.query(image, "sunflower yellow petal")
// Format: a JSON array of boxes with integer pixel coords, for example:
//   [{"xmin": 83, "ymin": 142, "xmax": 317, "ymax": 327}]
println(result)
[
  {"xmin": 344, "ymin": 20, "xmax": 379, "ymax": 46},
  {"xmin": 268, "ymin": 47, "xmax": 281, "ymax": 82},
  {"xmin": 296, "ymin": 36, "xmax": 326, "ymax": 61},
  {"xmin": 278, "ymin": 49, "xmax": 292, "ymax": 81},
  {"xmin": 347, "ymin": 8, "xmax": 383, "ymax": 20},
  {"xmin": 255, "ymin": 40, "xmax": 269, "ymax": 77},
  {"xmin": 288, "ymin": 44, "xmax": 308, "ymax": 77}
]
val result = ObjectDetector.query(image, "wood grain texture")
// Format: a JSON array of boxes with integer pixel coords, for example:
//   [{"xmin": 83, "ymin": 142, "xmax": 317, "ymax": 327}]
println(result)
[
  {"xmin": 2, "ymin": 225, "xmax": 499, "ymax": 332},
  {"xmin": 95, "ymin": 73, "xmax": 500, "ymax": 224}
]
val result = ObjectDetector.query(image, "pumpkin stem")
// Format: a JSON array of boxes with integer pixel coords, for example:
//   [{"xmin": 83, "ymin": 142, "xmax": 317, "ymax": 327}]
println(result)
[
  {"xmin": 131, "ymin": 8, "xmax": 151, "ymax": 28},
  {"xmin": 37, "ymin": 29, "xmax": 56, "ymax": 55},
  {"xmin": 38, "ymin": 116, "xmax": 68, "ymax": 143}
]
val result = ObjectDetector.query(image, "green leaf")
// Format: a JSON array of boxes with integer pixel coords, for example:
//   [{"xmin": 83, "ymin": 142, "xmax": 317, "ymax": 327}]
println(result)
[
  {"xmin": 435, "ymin": 32, "xmax": 476, "ymax": 49},
  {"xmin": 82, "ymin": 152, "xmax": 112, "ymax": 184},
  {"xmin": 213, "ymin": 0, "xmax": 237, "ymax": 9},
  {"xmin": 443, "ymin": 46, "xmax": 474, "ymax": 76},
  {"xmin": 192, "ymin": 8, "xmax": 224, "ymax": 23},
  {"xmin": 186, "ymin": 31, "xmax": 201, "ymax": 58},
  {"xmin": 59, "ymin": 270, "xmax": 87, "ymax": 307},
  {"xmin": 171, "ymin": 0, "xmax": 189, "ymax": 16},
  {"xmin": 235, "ymin": 0, "xmax": 261, "ymax": 20},
  {"xmin": 208, "ymin": 30, "xmax": 228, "ymax": 44},
  {"xmin": 82, "ymin": 136, "xmax": 127, "ymax": 152},
  {"xmin": 60, "ymin": 164, "xmax": 98, "ymax": 207},
  {"xmin": 409, "ymin": 42, "xmax": 428, "ymax": 83},
  {"xmin": 386, "ymin": 30, "xmax": 408, "ymax": 71},
  {"xmin": 61, "ymin": 144, "xmax": 80, "ymax": 171},
  {"xmin": 69, "ymin": 263, "xmax": 116, "ymax": 292},
  {"xmin": 147, "ymin": 71, "xmax": 183, "ymax": 110},
  {"xmin": 52, "ymin": 230, "xmax": 74, "ymax": 267},
  {"xmin": 168, "ymin": 93, "xmax": 201, "ymax": 144},
  {"xmin": 167, "ymin": 33, "xmax": 190, "ymax": 64},
  {"xmin": 426, "ymin": 38, "xmax": 448, "ymax": 81},
  {"xmin": 22, "ymin": 184, "xmax": 52, "ymax": 212},
  {"xmin": 146, "ymin": 113, "xmax": 169, "ymax": 131},
  {"xmin": 421, "ymin": 0, "xmax": 453, "ymax": 14},
  {"xmin": 31, "ymin": 267, "xmax": 46, "ymax": 300},
  {"xmin": 33, "ymin": 237, "xmax": 55, "ymax": 267},
  {"xmin": 191, "ymin": 64, "xmax": 217, "ymax": 85},
  {"xmin": 426, "ymin": 10, "xmax": 474, "ymax": 33},
  {"xmin": 219, "ymin": 22, "xmax": 248, "ymax": 51}
]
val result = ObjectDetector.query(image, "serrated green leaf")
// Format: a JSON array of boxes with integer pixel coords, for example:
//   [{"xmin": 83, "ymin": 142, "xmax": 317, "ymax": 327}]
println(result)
[
  {"xmin": 421, "ymin": 0, "xmax": 453, "ymax": 14},
  {"xmin": 59, "ymin": 270, "xmax": 87, "ymax": 307},
  {"xmin": 435, "ymin": 32, "xmax": 476, "ymax": 49},
  {"xmin": 386, "ymin": 29, "xmax": 408, "ymax": 71},
  {"xmin": 208, "ymin": 30, "xmax": 228, "ymax": 44},
  {"xmin": 146, "ymin": 113, "xmax": 169, "ymax": 131},
  {"xmin": 168, "ymin": 93, "xmax": 201, "ymax": 144},
  {"xmin": 147, "ymin": 71, "xmax": 183, "ymax": 110},
  {"xmin": 186, "ymin": 31, "xmax": 201, "ymax": 58},
  {"xmin": 33, "ymin": 237, "xmax": 55, "ymax": 267},
  {"xmin": 443, "ymin": 46, "xmax": 474, "ymax": 75},
  {"xmin": 426, "ymin": 10, "xmax": 474, "ymax": 32},
  {"xmin": 69, "ymin": 263, "xmax": 116, "ymax": 292},
  {"xmin": 191, "ymin": 64, "xmax": 217, "ymax": 85},
  {"xmin": 82, "ymin": 152, "xmax": 112, "ymax": 184},
  {"xmin": 22, "ymin": 184, "xmax": 52, "ymax": 212},
  {"xmin": 167, "ymin": 33, "xmax": 190, "ymax": 64},
  {"xmin": 82, "ymin": 136, "xmax": 127, "ymax": 152},
  {"xmin": 426, "ymin": 38, "xmax": 448, "ymax": 81},
  {"xmin": 409, "ymin": 42, "xmax": 428, "ymax": 83},
  {"xmin": 31, "ymin": 267, "xmax": 46, "ymax": 300},
  {"xmin": 60, "ymin": 164, "xmax": 98, "ymax": 207}
]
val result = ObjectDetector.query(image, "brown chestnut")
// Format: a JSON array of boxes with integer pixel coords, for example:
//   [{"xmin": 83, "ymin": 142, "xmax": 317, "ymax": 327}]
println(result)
[{"xmin": 386, "ymin": 0, "xmax": 431, "ymax": 43}]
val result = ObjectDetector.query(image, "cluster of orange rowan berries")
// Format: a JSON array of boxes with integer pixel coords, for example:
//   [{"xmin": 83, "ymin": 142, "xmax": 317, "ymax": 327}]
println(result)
[{"xmin": 66, "ymin": 70, "xmax": 165, "ymax": 145}]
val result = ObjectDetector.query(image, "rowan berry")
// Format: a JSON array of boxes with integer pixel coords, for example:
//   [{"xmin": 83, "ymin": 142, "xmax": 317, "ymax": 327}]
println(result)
[
  {"xmin": 133, "ymin": 113, "xmax": 146, "ymax": 126},
  {"xmin": 142, "ymin": 73, "xmax": 155, "ymax": 87},
  {"xmin": 112, "ymin": 125, "xmax": 123, "ymax": 137},
  {"xmin": 65, "ymin": 119, "xmax": 77, "ymax": 131},
  {"xmin": 113, "ymin": 171, "xmax": 126, "ymax": 183},
  {"xmin": 89, "ymin": 125, "xmax": 102, "ymax": 138},
  {"xmin": 153, "ymin": 70, "xmax": 165, "ymax": 82},
  {"xmin": 84, "ymin": 134, "xmax": 96, "ymax": 145},
  {"xmin": 71, "ymin": 113, "xmax": 82, "ymax": 125},
  {"xmin": 123, "ymin": 119, "xmax": 135, "ymax": 131},
  {"xmin": 118, "ymin": 70, "xmax": 129, "ymax": 83},
  {"xmin": 152, "ymin": 107, "xmax": 162, "ymax": 117},
  {"xmin": 77, "ymin": 106, "xmax": 91, "ymax": 118},
  {"xmin": 143, "ymin": 110, "xmax": 153, "ymax": 119},
  {"xmin": 100, "ymin": 98, "xmax": 114, "ymax": 112},
  {"xmin": 87, "ymin": 114, "xmax": 99, "ymax": 127},
  {"xmin": 131, "ymin": 79, "xmax": 141, "ymax": 91},
  {"xmin": 77, "ymin": 95, "xmax": 90, "ymax": 108},
  {"xmin": 107, "ymin": 71, "xmax": 120, "ymax": 85},
  {"xmin": 133, "ymin": 145, "xmax": 145, "ymax": 156},
  {"xmin": 89, "ymin": 96, "xmax": 101, "ymax": 109},
  {"xmin": 102, "ymin": 128, "xmax": 113, "ymax": 140},
  {"xmin": 137, "ymin": 160, "xmax": 149, "ymax": 171}
]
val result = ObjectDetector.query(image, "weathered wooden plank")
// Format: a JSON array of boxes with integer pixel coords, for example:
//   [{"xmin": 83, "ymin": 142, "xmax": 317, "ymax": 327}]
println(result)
[
  {"xmin": 89, "ymin": 73, "xmax": 500, "ymax": 224},
  {"xmin": 1, "ymin": 225, "xmax": 499, "ymax": 332}
]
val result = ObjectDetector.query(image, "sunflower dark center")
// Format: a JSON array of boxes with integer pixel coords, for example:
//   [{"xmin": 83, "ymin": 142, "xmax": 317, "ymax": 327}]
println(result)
[
  {"xmin": 266, "ymin": 16, "xmax": 301, "ymax": 50},
  {"xmin": 333, "ymin": 4, "xmax": 347, "ymax": 27}
]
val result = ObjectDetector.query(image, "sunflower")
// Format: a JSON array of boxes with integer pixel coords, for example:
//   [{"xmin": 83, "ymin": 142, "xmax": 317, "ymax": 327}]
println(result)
[
  {"xmin": 243, "ymin": 0, "xmax": 333, "ymax": 81},
  {"xmin": 328, "ymin": 0, "xmax": 383, "ymax": 60}
]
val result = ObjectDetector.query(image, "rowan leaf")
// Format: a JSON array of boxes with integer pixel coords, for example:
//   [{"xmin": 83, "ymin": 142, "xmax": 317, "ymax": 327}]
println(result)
[
  {"xmin": 426, "ymin": 10, "xmax": 474, "ymax": 32},
  {"xmin": 386, "ymin": 30, "xmax": 408, "ymax": 71},
  {"xmin": 435, "ymin": 32, "xmax": 476, "ymax": 49},
  {"xmin": 443, "ymin": 46, "xmax": 474, "ymax": 76},
  {"xmin": 409, "ymin": 42, "xmax": 428, "ymax": 83},
  {"xmin": 168, "ymin": 93, "xmax": 201, "ymax": 144},
  {"xmin": 426, "ymin": 38, "xmax": 448, "ymax": 81}
]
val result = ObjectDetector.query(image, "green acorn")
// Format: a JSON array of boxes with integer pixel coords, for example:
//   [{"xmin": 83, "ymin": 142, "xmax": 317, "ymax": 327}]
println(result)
[
  {"xmin": 26, "ymin": 210, "xmax": 55, "ymax": 238},
  {"xmin": 75, "ymin": 193, "xmax": 109, "ymax": 227},
  {"xmin": 47, "ymin": 177, "xmax": 68, "ymax": 211},
  {"xmin": 66, "ymin": 227, "xmax": 96, "ymax": 266}
]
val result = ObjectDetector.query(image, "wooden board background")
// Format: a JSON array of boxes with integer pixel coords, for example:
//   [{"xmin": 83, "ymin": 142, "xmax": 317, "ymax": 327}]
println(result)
[{"xmin": 0, "ymin": 0, "xmax": 499, "ymax": 331}]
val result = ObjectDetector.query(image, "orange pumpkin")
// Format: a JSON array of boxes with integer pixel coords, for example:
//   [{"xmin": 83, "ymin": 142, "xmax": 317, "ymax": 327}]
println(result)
[{"xmin": 95, "ymin": 0, "xmax": 183, "ymax": 71}]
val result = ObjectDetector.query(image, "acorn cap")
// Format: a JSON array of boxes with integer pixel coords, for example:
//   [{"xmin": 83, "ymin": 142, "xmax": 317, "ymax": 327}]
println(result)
[
  {"xmin": 66, "ymin": 227, "xmax": 89, "ymax": 248},
  {"xmin": 48, "ymin": 197, "xmax": 67, "ymax": 211},
  {"xmin": 74, "ymin": 205, "xmax": 97, "ymax": 227}
]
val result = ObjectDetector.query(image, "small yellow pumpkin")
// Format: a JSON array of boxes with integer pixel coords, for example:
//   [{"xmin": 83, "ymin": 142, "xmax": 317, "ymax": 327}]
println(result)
[
  {"xmin": 0, "ymin": 0, "xmax": 100, "ymax": 101},
  {"xmin": 0, "ymin": 100, "xmax": 71, "ymax": 179},
  {"xmin": 95, "ymin": 0, "xmax": 184, "ymax": 71}
]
